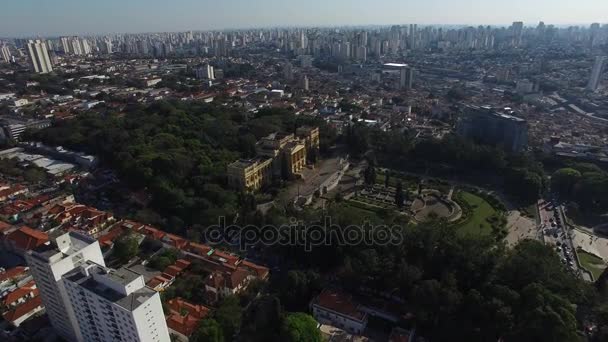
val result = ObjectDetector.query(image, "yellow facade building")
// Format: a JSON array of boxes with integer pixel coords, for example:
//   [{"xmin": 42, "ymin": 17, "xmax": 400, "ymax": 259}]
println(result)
[
  {"xmin": 227, "ymin": 158, "xmax": 273, "ymax": 191},
  {"xmin": 228, "ymin": 127, "xmax": 320, "ymax": 191},
  {"xmin": 296, "ymin": 126, "xmax": 320, "ymax": 151}
]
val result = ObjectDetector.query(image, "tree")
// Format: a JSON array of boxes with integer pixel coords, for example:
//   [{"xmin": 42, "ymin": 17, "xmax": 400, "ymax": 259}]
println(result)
[
  {"xmin": 395, "ymin": 181, "xmax": 405, "ymax": 208},
  {"xmin": 551, "ymin": 168, "xmax": 582, "ymax": 197},
  {"xmin": 364, "ymin": 160, "xmax": 376, "ymax": 186},
  {"xmin": 280, "ymin": 313, "xmax": 322, "ymax": 342},
  {"xmin": 113, "ymin": 233, "xmax": 139, "ymax": 263},
  {"xmin": 239, "ymin": 296, "xmax": 283, "ymax": 342},
  {"xmin": 191, "ymin": 319, "xmax": 224, "ymax": 342},
  {"xmin": 215, "ymin": 296, "xmax": 242, "ymax": 340}
]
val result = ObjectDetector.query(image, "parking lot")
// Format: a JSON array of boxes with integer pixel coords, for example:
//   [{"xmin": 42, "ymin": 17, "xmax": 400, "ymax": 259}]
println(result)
[{"xmin": 538, "ymin": 199, "xmax": 584, "ymax": 278}]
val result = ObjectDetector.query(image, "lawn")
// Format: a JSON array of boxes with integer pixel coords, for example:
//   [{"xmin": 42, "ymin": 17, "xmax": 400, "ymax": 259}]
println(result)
[
  {"xmin": 455, "ymin": 191, "xmax": 497, "ymax": 237},
  {"xmin": 577, "ymin": 250, "xmax": 607, "ymax": 281}
]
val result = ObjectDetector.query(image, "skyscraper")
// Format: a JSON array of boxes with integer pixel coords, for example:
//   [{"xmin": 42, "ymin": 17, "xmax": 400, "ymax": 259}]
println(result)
[
  {"xmin": 26, "ymin": 232, "xmax": 171, "ymax": 342},
  {"xmin": 1, "ymin": 45, "xmax": 11, "ymax": 63},
  {"xmin": 301, "ymin": 75, "xmax": 309, "ymax": 91},
  {"xmin": 511, "ymin": 21, "xmax": 524, "ymax": 47},
  {"xmin": 26, "ymin": 232, "xmax": 106, "ymax": 341},
  {"xmin": 63, "ymin": 262, "xmax": 170, "ymax": 342},
  {"xmin": 26, "ymin": 40, "xmax": 53, "ymax": 74},
  {"xmin": 399, "ymin": 66, "xmax": 414, "ymax": 90},
  {"xmin": 587, "ymin": 56, "xmax": 607, "ymax": 92},
  {"xmin": 284, "ymin": 62, "xmax": 293, "ymax": 81}
]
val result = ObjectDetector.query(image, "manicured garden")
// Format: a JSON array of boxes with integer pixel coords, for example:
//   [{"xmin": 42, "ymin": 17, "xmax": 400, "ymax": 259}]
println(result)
[
  {"xmin": 577, "ymin": 250, "xmax": 607, "ymax": 281},
  {"xmin": 453, "ymin": 191, "xmax": 505, "ymax": 238}
]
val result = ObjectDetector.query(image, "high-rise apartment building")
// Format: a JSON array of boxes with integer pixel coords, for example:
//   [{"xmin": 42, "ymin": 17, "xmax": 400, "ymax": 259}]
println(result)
[
  {"xmin": 284, "ymin": 62, "xmax": 294, "ymax": 81},
  {"xmin": 26, "ymin": 232, "xmax": 170, "ymax": 342},
  {"xmin": 27, "ymin": 40, "xmax": 53, "ymax": 74},
  {"xmin": 1, "ymin": 45, "xmax": 11, "ymax": 63},
  {"xmin": 587, "ymin": 56, "xmax": 606, "ymax": 92},
  {"xmin": 195, "ymin": 64, "xmax": 214, "ymax": 80},
  {"xmin": 399, "ymin": 66, "xmax": 415, "ymax": 90},
  {"xmin": 63, "ymin": 262, "xmax": 170, "ymax": 342},
  {"xmin": 26, "ymin": 232, "xmax": 106, "ymax": 341},
  {"xmin": 457, "ymin": 105, "xmax": 529, "ymax": 153}
]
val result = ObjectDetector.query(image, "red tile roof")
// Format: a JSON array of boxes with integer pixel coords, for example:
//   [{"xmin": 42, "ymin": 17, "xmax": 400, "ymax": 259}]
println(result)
[
  {"xmin": 0, "ymin": 266, "xmax": 29, "ymax": 283},
  {"xmin": 313, "ymin": 289, "xmax": 366, "ymax": 321},
  {"xmin": 0, "ymin": 220, "xmax": 13, "ymax": 234},
  {"xmin": 5, "ymin": 226, "xmax": 48, "ymax": 251},
  {"xmin": 187, "ymin": 242, "xmax": 213, "ymax": 256},
  {"xmin": 2, "ymin": 296, "xmax": 42, "ymax": 324},
  {"xmin": 2, "ymin": 280, "xmax": 37, "ymax": 307},
  {"xmin": 165, "ymin": 298, "xmax": 211, "ymax": 337}
]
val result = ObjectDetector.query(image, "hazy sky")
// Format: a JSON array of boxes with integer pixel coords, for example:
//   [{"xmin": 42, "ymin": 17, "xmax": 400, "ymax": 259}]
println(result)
[{"xmin": 1, "ymin": 0, "xmax": 607, "ymax": 37}]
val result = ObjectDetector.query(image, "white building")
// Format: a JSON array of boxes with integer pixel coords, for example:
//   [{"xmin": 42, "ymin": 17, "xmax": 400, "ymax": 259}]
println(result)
[
  {"xmin": 27, "ymin": 40, "xmax": 53, "ymax": 74},
  {"xmin": 26, "ymin": 232, "xmax": 106, "ymax": 341},
  {"xmin": 63, "ymin": 262, "xmax": 170, "ymax": 342},
  {"xmin": 587, "ymin": 56, "xmax": 606, "ymax": 92},
  {"xmin": 26, "ymin": 232, "xmax": 170, "ymax": 342},
  {"xmin": 195, "ymin": 64, "xmax": 215, "ymax": 80},
  {"xmin": 1, "ymin": 45, "xmax": 12, "ymax": 63},
  {"xmin": 311, "ymin": 289, "xmax": 368, "ymax": 335}
]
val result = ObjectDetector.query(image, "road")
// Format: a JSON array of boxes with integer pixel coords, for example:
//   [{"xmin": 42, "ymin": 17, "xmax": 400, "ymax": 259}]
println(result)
[{"xmin": 538, "ymin": 199, "xmax": 589, "ymax": 281}]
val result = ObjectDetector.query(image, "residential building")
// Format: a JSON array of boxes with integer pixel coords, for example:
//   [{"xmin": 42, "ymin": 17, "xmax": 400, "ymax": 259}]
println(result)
[
  {"xmin": 1, "ymin": 45, "xmax": 11, "ymax": 63},
  {"xmin": 587, "ymin": 56, "xmax": 606, "ymax": 92},
  {"xmin": 165, "ymin": 298, "xmax": 210, "ymax": 340},
  {"xmin": 26, "ymin": 232, "xmax": 106, "ymax": 341},
  {"xmin": 195, "ymin": 64, "xmax": 214, "ymax": 80},
  {"xmin": 456, "ymin": 105, "xmax": 529, "ymax": 153},
  {"xmin": 62, "ymin": 262, "xmax": 171, "ymax": 342},
  {"xmin": 2, "ymin": 296, "xmax": 43, "ymax": 327},
  {"xmin": 26, "ymin": 40, "xmax": 53, "ymax": 74},
  {"xmin": 311, "ymin": 289, "xmax": 368, "ymax": 335},
  {"xmin": 2, "ymin": 226, "xmax": 49, "ymax": 257}
]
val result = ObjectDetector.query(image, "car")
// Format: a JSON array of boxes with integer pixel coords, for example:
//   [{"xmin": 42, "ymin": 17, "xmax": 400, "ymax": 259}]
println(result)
[
  {"xmin": 556, "ymin": 246, "xmax": 562, "ymax": 252},
  {"xmin": 568, "ymin": 261, "xmax": 574, "ymax": 267}
]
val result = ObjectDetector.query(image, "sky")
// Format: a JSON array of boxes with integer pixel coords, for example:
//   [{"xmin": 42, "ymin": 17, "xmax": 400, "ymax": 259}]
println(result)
[{"xmin": 1, "ymin": 0, "xmax": 607, "ymax": 37}]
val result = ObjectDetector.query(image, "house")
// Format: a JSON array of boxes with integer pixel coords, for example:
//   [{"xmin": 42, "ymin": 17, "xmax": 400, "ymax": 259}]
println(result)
[
  {"xmin": 311, "ymin": 289, "xmax": 368, "ymax": 335},
  {"xmin": 203, "ymin": 268, "xmax": 254, "ymax": 303},
  {"xmin": 0, "ymin": 266, "xmax": 31, "ymax": 293},
  {"xmin": 2, "ymin": 296, "xmax": 43, "ymax": 327},
  {"xmin": 0, "ymin": 185, "xmax": 28, "ymax": 202},
  {"xmin": 187, "ymin": 242, "xmax": 213, "ymax": 257},
  {"xmin": 2, "ymin": 280, "xmax": 38, "ymax": 309},
  {"xmin": 146, "ymin": 274, "xmax": 174, "ymax": 292},
  {"xmin": 165, "ymin": 297, "xmax": 211, "ymax": 340},
  {"xmin": 2, "ymin": 226, "xmax": 49, "ymax": 256},
  {"xmin": 163, "ymin": 259, "xmax": 191, "ymax": 278},
  {"xmin": 161, "ymin": 233, "xmax": 189, "ymax": 249}
]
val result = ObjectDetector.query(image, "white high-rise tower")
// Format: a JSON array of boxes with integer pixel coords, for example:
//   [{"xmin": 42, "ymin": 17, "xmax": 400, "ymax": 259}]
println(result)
[
  {"xmin": 27, "ymin": 232, "xmax": 170, "ymax": 342},
  {"xmin": 26, "ymin": 40, "xmax": 53, "ymax": 73},
  {"xmin": 587, "ymin": 56, "xmax": 607, "ymax": 92}
]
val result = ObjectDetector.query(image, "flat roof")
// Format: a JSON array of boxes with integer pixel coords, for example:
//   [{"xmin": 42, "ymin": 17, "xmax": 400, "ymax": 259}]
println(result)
[
  {"xmin": 383, "ymin": 63, "xmax": 408, "ymax": 68},
  {"xmin": 65, "ymin": 263, "xmax": 154, "ymax": 311}
]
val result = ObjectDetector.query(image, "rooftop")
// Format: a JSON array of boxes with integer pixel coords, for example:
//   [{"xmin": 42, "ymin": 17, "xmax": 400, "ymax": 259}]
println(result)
[{"xmin": 64, "ymin": 263, "xmax": 154, "ymax": 311}]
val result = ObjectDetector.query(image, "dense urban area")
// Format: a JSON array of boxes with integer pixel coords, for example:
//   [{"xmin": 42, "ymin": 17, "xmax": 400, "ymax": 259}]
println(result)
[{"xmin": 0, "ymin": 19, "xmax": 607, "ymax": 342}]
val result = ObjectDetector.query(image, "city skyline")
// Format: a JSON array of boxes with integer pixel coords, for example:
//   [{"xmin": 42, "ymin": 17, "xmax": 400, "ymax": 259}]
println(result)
[{"xmin": 1, "ymin": 0, "xmax": 607, "ymax": 37}]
